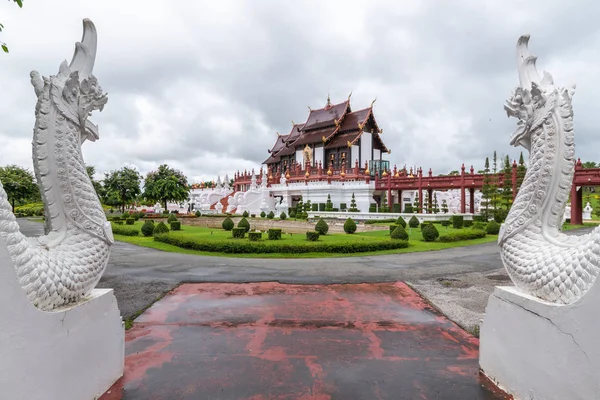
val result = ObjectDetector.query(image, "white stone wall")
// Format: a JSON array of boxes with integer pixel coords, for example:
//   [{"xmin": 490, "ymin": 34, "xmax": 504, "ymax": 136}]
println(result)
[
  {"xmin": 351, "ymin": 145, "xmax": 360, "ymax": 165},
  {"xmin": 296, "ymin": 149, "xmax": 304, "ymax": 168},
  {"xmin": 314, "ymin": 145, "xmax": 324, "ymax": 167},
  {"xmin": 373, "ymin": 148, "xmax": 381, "ymax": 160},
  {"xmin": 360, "ymin": 132, "xmax": 372, "ymax": 163}
]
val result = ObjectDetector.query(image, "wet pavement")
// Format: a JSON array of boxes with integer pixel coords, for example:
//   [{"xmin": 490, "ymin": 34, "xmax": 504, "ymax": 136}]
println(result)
[{"xmin": 108, "ymin": 282, "xmax": 510, "ymax": 400}]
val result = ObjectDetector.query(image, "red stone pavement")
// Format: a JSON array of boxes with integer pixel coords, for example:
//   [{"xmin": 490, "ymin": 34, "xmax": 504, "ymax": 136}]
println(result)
[{"xmin": 102, "ymin": 282, "xmax": 510, "ymax": 400}]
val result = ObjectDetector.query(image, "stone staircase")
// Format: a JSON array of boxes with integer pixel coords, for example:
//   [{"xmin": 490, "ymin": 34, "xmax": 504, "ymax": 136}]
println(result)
[{"xmin": 210, "ymin": 191, "xmax": 237, "ymax": 213}]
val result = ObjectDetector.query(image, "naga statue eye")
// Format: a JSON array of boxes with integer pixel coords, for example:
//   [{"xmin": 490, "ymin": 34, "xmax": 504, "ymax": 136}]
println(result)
[{"xmin": 514, "ymin": 95, "xmax": 522, "ymax": 102}]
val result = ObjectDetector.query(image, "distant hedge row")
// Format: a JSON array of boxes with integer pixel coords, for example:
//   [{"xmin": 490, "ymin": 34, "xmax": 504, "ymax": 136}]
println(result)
[{"xmin": 154, "ymin": 234, "xmax": 408, "ymax": 254}]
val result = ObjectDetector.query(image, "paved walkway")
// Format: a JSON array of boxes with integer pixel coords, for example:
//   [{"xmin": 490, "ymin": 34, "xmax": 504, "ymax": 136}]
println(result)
[{"xmin": 109, "ymin": 282, "xmax": 510, "ymax": 400}]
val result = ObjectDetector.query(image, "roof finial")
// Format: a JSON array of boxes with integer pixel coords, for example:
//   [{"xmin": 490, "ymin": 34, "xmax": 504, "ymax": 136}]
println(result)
[
  {"xmin": 327, "ymin": 93, "xmax": 331, "ymax": 105},
  {"xmin": 370, "ymin": 97, "xmax": 377, "ymax": 108},
  {"xmin": 308, "ymin": 105, "xmax": 312, "ymax": 111},
  {"xmin": 291, "ymin": 119, "xmax": 295, "ymax": 125},
  {"xmin": 348, "ymin": 91, "xmax": 353, "ymax": 101},
  {"xmin": 276, "ymin": 131, "xmax": 280, "ymax": 137}
]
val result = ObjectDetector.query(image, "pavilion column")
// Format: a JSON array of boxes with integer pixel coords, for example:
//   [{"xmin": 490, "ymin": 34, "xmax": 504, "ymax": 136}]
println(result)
[
  {"xmin": 460, "ymin": 164, "xmax": 466, "ymax": 214},
  {"xmin": 427, "ymin": 188, "xmax": 433, "ymax": 213},
  {"xmin": 418, "ymin": 168, "xmax": 423, "ymax": 213},
  {"xmin": 398, "ymin": 190, "xmax": 402, "ymax": 212},
  {"xmin": 469, "ymin": 188, "xmax": 475, "ymax": 214},
  {"xmin": 570, "ymin": 183, "xmax": 583, "ymax": 225},
  {"xmin": 387, "ymin": 172, "xmax": 392, "ymax": 211}
]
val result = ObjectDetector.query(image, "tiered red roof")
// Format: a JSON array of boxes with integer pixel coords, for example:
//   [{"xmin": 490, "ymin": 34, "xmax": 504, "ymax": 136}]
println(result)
[{"xmin": 264, "ymin": 96, "xmax": 388, "ymax": 166}]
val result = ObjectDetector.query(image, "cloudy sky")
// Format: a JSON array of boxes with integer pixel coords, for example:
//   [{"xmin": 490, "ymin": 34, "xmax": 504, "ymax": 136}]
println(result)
[{"xmin": 1, "ymin": 0, "xmax": 599, "ymax": 183}]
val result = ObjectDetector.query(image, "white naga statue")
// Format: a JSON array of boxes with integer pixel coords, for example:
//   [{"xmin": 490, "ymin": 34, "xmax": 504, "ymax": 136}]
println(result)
[
  {"xmin": 0, "ymin": 20, "xmax": 113, "ymax": 311},
  {"xmin": 499, "ymin": 35, "xmax": 598, "ymax": 304}
]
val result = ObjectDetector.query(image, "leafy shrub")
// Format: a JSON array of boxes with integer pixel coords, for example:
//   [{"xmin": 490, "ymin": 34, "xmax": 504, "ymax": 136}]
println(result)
[
  {"xmin": 452, "ymin": 215, "xmax": 464, "ymax": 229},
  {"xmin": 464, "ymin": 220, "xmax": 473, "ymax": 227},
  {"xmin": 300, "ymin": 212, "xmax": 308, "ymax": 220},
  {"xmin": 260, "ymin": 211, "xmax": 266, "ymax": 218},
  {"xmin": 340, "ymin": 203, "xmax": 347, "ymax": 211},
  {"xmin": 155, "ymin": 234, "xmax": 410, "ymax": 254},
  {"xmin": 125, "ymin": 218, "xmax": 135, "ymax": 225},
  {"xmin": 369, "ymin": 204, "xmax": 377, "ymax": 213},
  {"xmin": 141, "ymin": 220, "xmax": 155, "ymax": 237},
  {"xmin": 312, "ymin": 203, "xmax": 319, "ymax": 211},
  {"xmin": 195, "ymin": 210, "xmax": 201, "ymax": 217},
  {"xmin": 306, "ymin": 231, "xmax": 320, "ymax": 241},
  {"xmin": 315, "ymin": 218, "xmax": 329, "ymax": 235},
  {"xmin": 486, "ymin": 220, "xmax": 500, "ymax": 235},
  {"xmin": 392, "ymin": 203, "xmax": 401, "ymax": 213},
  {"xmin": 162, "ymin": 210, "xmax": 170, "ymax": 215},
  {"xmin": 232, "ymin": 227, "xmax": 246, "ymax": 238},
  {"xmin": 395, "ymin": 216, "xmax": 407, "ymax": 228},
  {"xmin": 267, "ymin": 211, "xmax": 275, "ymax": 219},
  {"xmin": 222, "ymin": 217, "xmax": 234, "ymax": 231},
  {"xmin": 248, "ymin": 232, "xmax": 262, "ymax": 241},
  {"xmin": 280, "ymin": 212, "xmax": 287, "ymax": 220},
  {"xmin": 167, "ymin": 214, "xmax": 178, "ymax": 223},
  {"xmin": 440, "ymin": 220, "xmax": 451, "ymax": 227},
  {"xmin": 408, "ymin": 215, "xmax": 419, "ymax": 228},
  {"xmin": 290, "ymin": 210, "xmax": 296, "ymax": 218},
  {"xmin": 404, "ymin": 204, "xmax": 414, "ymax": 213},
  {"xmin": 113, "ymin": 221, "xmax": 124, "ymax": 225},
  {"xmin": 422, "ymin": 223, "xmax": 439, "ymax": 242},
  {"xmin": 153, "ymin": 222, "xmax": 169, "ymax": 235},
  {"xmin": 170, "ymin": 221, "xmax": 181, "ymax": 231},
  {"xmin": 319, "ymin": 203, "xmax": 326, "ymax": 211},
  {"xmin": 268, "ymin": 228, "xmax": 282, "ymax": 240},
  {"xmin": 420, "ymin": 222, "xmax": 430, "ymax": 231},
  {"xmin": 344, "ymin": 218, "xmax": 357, "ymax": 234},
  {"xmin": 473, "ymin": 215, "xmax": 486, "ymax": 222},
  {"xmin": 122, "ymin": 212, "xmax": 130, "ymax": 220},
  {"xmin": 238, "ymin": 217, "xmax": 250, "ymax": 232},
  {"xmin": 391, "ymin": 225, "xmax": 409, "ymax": 240},
  {"xmin": 243, "ymin": 210, "xmax": 249, "ymax": 218},
  {"xmin": 365, "ymin": 218, "xmax": 396, "ymax": 225},
  {"xmin": 472, "ymin": 221, "xmax": 486, "ymax": 230},
  {"xmin": 111, "ymin": 224, "xmax": 139, "ymax": 236},
  {"xmin": 389, "ymin": 224, "xmax": 398, "ymax": 235},
  {"xmin": 439, "ymin": 230, "xmax": 487, "ymax": 242}
]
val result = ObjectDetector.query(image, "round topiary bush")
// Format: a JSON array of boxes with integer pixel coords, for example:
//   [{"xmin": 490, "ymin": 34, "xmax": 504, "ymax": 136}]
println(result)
[
  {"xmin": 267, "ymin": 211, "xmax": 275, "ymax": 219},
  {"xmin": 222, "ymin": 217, "xmax": 234, "ymax": 231},
  {"xmin": 395, "ymin": 216, "xmax": 407, "ymax": 228},
  {"xmin": 408, "ymin": 215, "xmax": 420, "ymax": 228},
  {"xmin": 195, "ymin": 210, "xmax": 201, "ymax": 217},
  {"xmin": 141, "ymin": 220, "xmax": 155, "ymax": 237},
  {"xmin": 440, "ymin": 220, "xmax": 451, "ymax": 227},
  {"xmin": 391, "ymin": 225, "xmax": 409, "ymax": 240},
  {"xmin": 344, "ymin": 218, "xmax": 357, "ymax": 234},
  {"xmin": 238, "ymin": 217, "xmax": 250, "ymax": 232},
  {"xmin": 315, "ymin": 218, "xmax": 329, "ymax": 235},
  {"xmin": 167, "ymin": 213, "xmax": 178, "ymax": 223},
  {"xmin": 290, "ymin": 210, "xmax": 296, "ymax": 218},
  {"xmin": 260, "ymin": 211, "xmax": 266, "ymax": 218},
  {"xmin": 280, "ymin": 212, "xmax": 287, "ymax": 220},
  {"xmin": 306, "ymin": 231, "xmax": 320, "ymax": 241},
  {"xmin": 422, "ymin": 223, "xmax": 439, "ymax": 242},
  {"xmin": 153, "ymin": 221, "xmax": 169, "ymax": 235},
  {"xmin": 243, "ymin": 210, "xmax": 249, "ymax": 218},
  {"xmin": 472, "ymin": 221, "xmax": 486, "ymax": 230},
  {"xmin": 486, "ymin": 220, "xmax": 500, "ymax": 235}
]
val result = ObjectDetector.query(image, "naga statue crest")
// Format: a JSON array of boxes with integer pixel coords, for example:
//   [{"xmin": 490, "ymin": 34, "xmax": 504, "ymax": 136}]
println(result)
[
  {"xmin": 0, "ymin": 19, "xmax": 113, "ymax": 311},
  {"xmin": 499, "ymin": 35, "xmax": 598, "ymax": 305}
]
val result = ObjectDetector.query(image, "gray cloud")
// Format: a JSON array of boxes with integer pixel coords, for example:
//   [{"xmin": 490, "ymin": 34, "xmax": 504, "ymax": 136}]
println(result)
[{"xmin": 1, "ymin": 0, "xmax": 600, "ymax": 184}]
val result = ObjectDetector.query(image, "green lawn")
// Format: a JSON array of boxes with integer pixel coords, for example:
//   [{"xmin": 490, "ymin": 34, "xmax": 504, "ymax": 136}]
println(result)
[{"xmin": 112, "ymin": 221, "xmax": 499, "ymax": 258}]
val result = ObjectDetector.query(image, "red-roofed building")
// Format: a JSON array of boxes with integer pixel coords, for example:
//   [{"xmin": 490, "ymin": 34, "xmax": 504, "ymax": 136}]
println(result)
[{"xmin": 263, "ymin": 95, "xmax": 390, "ymax": 176}]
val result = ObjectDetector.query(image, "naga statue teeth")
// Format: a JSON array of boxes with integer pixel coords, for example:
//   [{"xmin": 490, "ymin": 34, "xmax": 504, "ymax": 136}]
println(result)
[
  {"xmin": 0, "ymin": 19, "xmax": 113, "ymax": 311},
  {"xmin": 499, "ymin": 35, "xmax": 599, "ymax": 304}
]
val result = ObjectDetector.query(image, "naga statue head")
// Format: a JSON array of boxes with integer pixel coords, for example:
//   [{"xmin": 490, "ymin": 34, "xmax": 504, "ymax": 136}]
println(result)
[
  {"xmin": 504, "ymin": 35, "xmax": 563, "ymax": 151},
  {"xmin": 30, "ymin": 19, "xmax": 107, "ymax": 143}
]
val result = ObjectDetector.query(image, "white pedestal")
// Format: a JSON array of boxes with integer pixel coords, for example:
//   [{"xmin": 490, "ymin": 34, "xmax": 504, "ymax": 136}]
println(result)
[
  {"xmin": 480, "ymin": 286, "xmax": 600, "ymax": 400},
  {"xmin": 0, "ymin": 242, "xmax": 124, "ymax": 400}
]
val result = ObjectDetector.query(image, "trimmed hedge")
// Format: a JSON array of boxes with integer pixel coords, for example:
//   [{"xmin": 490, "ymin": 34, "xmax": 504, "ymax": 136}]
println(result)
[
  {"xmin": 126, "ymin": 218, "xmax": 135, "ymax": 225},
  {"xmin": 440, "ymin": 220, "xmax": 451, "ymax": 227},
  {"xmin": 389, "ymin": 224, "xmax": 398, "ymax": 235},
  {"xmin": 315, "ymin": 218, "xmax": 329, "ymax": 235},
  {"xmin": 344, "ymin": 218, "xmax": 357, "ymax": 234},
  {"xmin": 260, "ymin": 211, "xmax": 266, "ymax": 218},
  {"xmin": 408, "ymin": 216, "xmax": 419, "ymax": 228},
  {"xmin": 154, "ymin": 234, "xmax": 410, "ymax": 254},
  {"xmin": 249, "ymin": 232, "xmax": 262, "ymax": 241},
  {"xmin": 222, "ymin": 217, "xmax": 234, "ymax": 231},
  {"xmin": 391, "ymin": 225, "xmax": 409, "ymax": 240},
  {"xmin": 306, "ymin": 231, "xmax": 320, "ymax": 241},
  {"xmin": 170, "ymin": 221, "xmax": 181, "ymax": 231},
  {"xmin": 439, "ymin": 229, "xmax": 487, "ymax": 242},
  {"xmin": 243, "ymin": 211, "xmax": 249, "ymax": 218},
  {"xmin": 141, "ymin": 220, "xmax": 155, "ymax": 237},
  {"xmin": 153, "ymin": 222, "xmax": 169, "ymax": 235},
  {"xmin": 472, "ymin": 221, "xmax": 486, "ymax": 230},
  {"xmin": 113, "ymin": 221, "xmax": 124, "ymax": 225},
  {"xmin": 167, "ymin": 214, "xmax": 178, "ymax": 223},
  {"xmin": 464, "ymin": 220, "xmax": 473, "ymax": 228},
  {"xmin": 486, "ymin": 220, "xmax": 500, "ymax": 235},
  {"xmin": 268, "ymin": 228, "xmax": 282, "ymax": 240},
  {"xmin": 280, "ymin": 212, "xmax": 287, "ymax": 220},
  {"xmin": 365, "ymin": 218, "xmax": 396, "ymax": 225},
  {"xmin": 422, "ymin": 223, "xmax": 439, "ymax": 242},
  {"xmin": 232, "ymin": 227, "xmax": 246, "ymax": 238},
  {"xmin": 111, "ymin": 224, "xmax": 139, "ymax": 236},
  {"xmin": 267, "ymin": 211, "xmax": 275, "ymax": 219},
  {"xmin": 452, "ymin": 215, "xmax": 464, "ymax": 229},
  {"xmin": 195, "ymin": 210, "xmax": 201, "ymax": 217},
  {"xmin": 395, "ymin": 216, "xmax": 407, "ymax": 228},
  {"xmin": 238, "ymin": 217, "xmax": 250, "ymax": 232}
]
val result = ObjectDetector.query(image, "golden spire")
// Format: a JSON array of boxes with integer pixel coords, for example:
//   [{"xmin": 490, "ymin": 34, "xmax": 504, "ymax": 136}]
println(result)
[
  {"xmin": 291, "ymin": 119, "xmax": 295, "ymax": 125},
  {"xmin": 308, "ymin": 105, "xmax": 312, "ymax": 111},
  {"xmin": 370, "ymin": 97, "xmax": 377, "ymax": 108},
  {"xmin": 348, "ymin": 91, "xmax": 353, "ymax": 101}
]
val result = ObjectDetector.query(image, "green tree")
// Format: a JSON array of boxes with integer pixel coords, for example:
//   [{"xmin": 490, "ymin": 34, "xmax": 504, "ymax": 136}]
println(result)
[
  {"xmin": 424, "ymin": 191, "xmax": 432, "ymax": 213},
  {"xmin": 86, "ymin": 165, "xmax": 104, "ymax": 200},
  {"xmin": 516, "ymin": 152, "xmax": 526, "ymax": 192},
  {"xmin": 0, "ymin": 164, "xmax": 38, "ymax": 211},
  {"xmin": 1, "ymin": 0, "xmax": 23, "ymax": 53},
  {"xmin": 433, "ymin": 193, "xmax": 440, "ymax": 214},
  {"xmin": 581, "ymin": 161, "xmax": 598, "ymax": 169},
  {"xmin": 143, "ymin": 164, "xmax": 190, "ymax": 210},
  {"xmin": 103, "ymin": 167, "xmax": 142, "ymax": 213},
  {"xmin": 441, "ymin": 199, "xmax": 448, "ymax": 214},
  {"xmin": 481, "ymin": 157, "xmax": 492, "ymax": 218},
  {"xmin": 501, "ymin": 155, "xmax": 512, "ymax": 210},
  {"xmin": 413, "ymin": 191, "xmax": 421, "ymax": 213},
  {"xmin": 490, "ymin": 151, "xmax": 499, "ymax": 210},
  {"xmin": 381, "ymin": 191, "xmax": 388, "ymax": 212}
]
